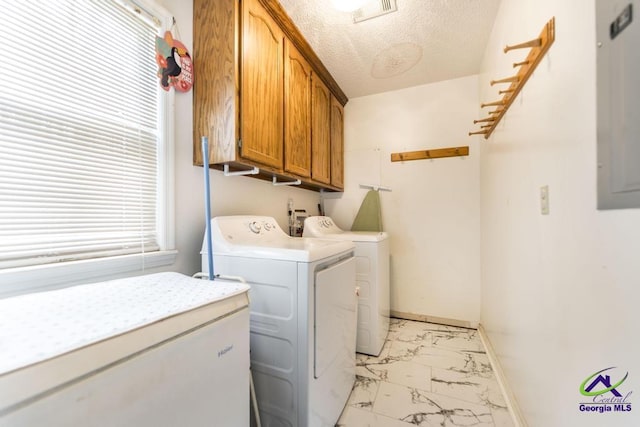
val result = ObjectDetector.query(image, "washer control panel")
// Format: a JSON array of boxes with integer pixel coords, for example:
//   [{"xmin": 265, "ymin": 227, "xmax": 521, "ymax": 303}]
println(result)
[
  {"xmin": 246, "ymin": 219, "xmax": 279, "ymax": 235},
  {"xmin": 212, "ymin": 216, "xmax": 288, "ymax": 245}
]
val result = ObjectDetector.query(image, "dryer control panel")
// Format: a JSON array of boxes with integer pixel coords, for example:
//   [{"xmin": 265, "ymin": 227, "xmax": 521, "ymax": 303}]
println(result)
[{"xmin": 303, "ymin": 216, "xmax": 345, "ymax": 236}]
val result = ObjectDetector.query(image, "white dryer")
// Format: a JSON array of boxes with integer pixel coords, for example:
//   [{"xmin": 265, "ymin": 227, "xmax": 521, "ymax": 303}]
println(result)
[
  {"xmin": 201, "ymin": 216, "xmax": 357, "ymax": 427},
  {"xmin": 304, "ymin": 216, "xmax": 390, "ymax": 357}
]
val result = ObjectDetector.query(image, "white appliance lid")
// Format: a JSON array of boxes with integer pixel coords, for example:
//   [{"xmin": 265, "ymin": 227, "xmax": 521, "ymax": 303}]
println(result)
[
  {"xmin": 0, "ymin": 272, "xmax": 249, "ymax": 376},
  {"xmin": 303, "ymin": 216, "xmax": 388, "ymax": 242},
  {"xmin": 204, "ymin": 216, "xmax": 354, "ymax": 262}
]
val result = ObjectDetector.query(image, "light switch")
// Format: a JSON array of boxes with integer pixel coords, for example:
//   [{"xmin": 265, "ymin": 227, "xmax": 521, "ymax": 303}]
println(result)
[{"xmin": 540, "ymin": 185, "xmax": 550, "ymax": 215}]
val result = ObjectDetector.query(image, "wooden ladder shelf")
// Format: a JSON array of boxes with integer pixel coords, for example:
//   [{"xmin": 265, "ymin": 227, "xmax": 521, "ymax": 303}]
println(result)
[{"xmin": 469, "ymin": 17, "xmax": 556, "ymax": 139}]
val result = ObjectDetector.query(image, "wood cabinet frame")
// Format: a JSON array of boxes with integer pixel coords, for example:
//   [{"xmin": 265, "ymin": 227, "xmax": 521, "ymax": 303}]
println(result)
[{"xmin": 193, "ymin": 0, "xmax": 347, "ymax": 191}]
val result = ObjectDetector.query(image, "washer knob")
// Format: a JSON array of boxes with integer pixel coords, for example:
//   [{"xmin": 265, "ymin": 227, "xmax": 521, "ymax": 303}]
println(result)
[
  {"xmin": 263, "ymin": 222, "xmax": 272, "ymax": 231},
  {"xmin": 249, "ymin": 221, "xmax": 262, "ymax": 234}
]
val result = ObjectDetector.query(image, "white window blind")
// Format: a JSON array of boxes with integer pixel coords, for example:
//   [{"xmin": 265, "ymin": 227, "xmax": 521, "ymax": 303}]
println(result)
[{"xmin": 0, "ymin": 0, "xmax": 164, "ymax": 270}]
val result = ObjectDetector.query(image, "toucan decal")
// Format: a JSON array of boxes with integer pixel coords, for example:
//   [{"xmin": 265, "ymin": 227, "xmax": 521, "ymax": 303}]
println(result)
[{"xmin": 155, "ymin": 31, "xmax": 193, "ymax": 92}]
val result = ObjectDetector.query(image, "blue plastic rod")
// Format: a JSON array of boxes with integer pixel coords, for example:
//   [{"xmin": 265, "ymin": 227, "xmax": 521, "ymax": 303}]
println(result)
[{"xmin": 202, "ymin": 137, "xmax": 215, "ymax": 280}]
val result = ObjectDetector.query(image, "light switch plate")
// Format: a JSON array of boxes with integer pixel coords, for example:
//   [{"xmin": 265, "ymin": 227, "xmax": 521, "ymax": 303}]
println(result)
[{"xmin": 540, "ymin": 185, "xmax": 550, "ymax": 215}]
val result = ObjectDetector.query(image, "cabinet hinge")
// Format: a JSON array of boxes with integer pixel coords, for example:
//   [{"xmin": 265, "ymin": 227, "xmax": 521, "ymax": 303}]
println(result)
[{"xmin": 238, "ymin": 138, "xmax": 242, "ymax": 148}]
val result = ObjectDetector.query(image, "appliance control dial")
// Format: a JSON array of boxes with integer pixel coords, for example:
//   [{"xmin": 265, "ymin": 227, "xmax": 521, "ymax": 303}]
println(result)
[
  {"xmin": 249, "ymin": 221, "xmax": 262, "ymax": 234},
  {"xmin": 263, "ymin": 222, "xmax": 272, "ymax": 231}
]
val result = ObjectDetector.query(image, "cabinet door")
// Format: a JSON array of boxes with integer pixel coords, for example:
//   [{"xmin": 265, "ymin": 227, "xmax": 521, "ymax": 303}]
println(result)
[
  {"xmin": 193, "ymin": 0, "xmax": 238, "ymax": 166},
  {"xmin": 330, "ymin": 95, "xmax": 344, "ymax": 189},
  {"xmin": 241, "ymin": 0, "xmax": 284, "ymax": 169},
  {"xmin": 284, "ymin": 41, "xmax": 312, "ymax": 177},
  {"xmin": 311, "ymin": 75, "xmax": 331, "ymax": 184}
]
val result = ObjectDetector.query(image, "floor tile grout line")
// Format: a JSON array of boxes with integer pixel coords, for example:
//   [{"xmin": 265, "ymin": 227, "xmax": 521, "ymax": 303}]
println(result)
[{"xmin": 369, "ymin": 376, "xmax": 382, "ymax": 415}]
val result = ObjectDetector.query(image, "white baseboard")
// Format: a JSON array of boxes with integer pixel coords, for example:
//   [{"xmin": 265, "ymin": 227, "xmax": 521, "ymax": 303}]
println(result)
[
  {"xmin": 390, "ymin": 310, "xmax": 478, "ymax": 329},
  {"xmin": 477, "ymin": 324, "xmax": 528, "ymax": 427}
]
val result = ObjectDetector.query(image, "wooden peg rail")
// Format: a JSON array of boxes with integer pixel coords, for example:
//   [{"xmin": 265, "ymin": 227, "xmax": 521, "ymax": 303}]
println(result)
[
  {"xmin": 391, "ymin": 146, "xmax": 469, "ymax": 162},
  {"xmin": 469, "ymin": 17, "xmax": 555, "ymax": 139}
]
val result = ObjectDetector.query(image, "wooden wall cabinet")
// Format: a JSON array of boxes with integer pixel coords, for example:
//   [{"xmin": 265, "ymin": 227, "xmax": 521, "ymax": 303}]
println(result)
[
  {"xmin": 310, "ymin": 74, "xmax": 331, "ymax": 185},
  {"xmin": 330, "ymin": 95, "xmax": 344, "ymax": 189},
  {"xmin": 193, "ymin": 0, "xmax": 347, "ymax": 191},
  {"xmin": 241, "ymin": 0, "xmax": 284, "ymax": 169},
  {"xmin": 284, "ymin": 41, "xmax": 312, "ymax": 177}
]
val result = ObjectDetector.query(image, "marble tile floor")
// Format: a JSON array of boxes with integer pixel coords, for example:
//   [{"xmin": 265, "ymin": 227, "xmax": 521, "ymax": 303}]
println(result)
[{"xmin": 336, "ymin": 318, "xmax": 514, "ymax": 427}]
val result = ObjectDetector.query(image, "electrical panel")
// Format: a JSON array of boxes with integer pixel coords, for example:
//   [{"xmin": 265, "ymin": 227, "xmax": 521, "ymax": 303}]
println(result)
[{"xmin": 597, "ymin": 1, "xmax": 640, "ymax": 209}]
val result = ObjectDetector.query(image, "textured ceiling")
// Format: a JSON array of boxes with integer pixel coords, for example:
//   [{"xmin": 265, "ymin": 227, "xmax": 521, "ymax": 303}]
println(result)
[{"xmin": 278, "ymin": 0, "xmax": 502, "ymax": 99}]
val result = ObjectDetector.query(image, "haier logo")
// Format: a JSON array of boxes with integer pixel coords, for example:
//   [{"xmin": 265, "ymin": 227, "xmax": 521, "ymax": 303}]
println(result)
[
  {"xmin": 579, "ymin": 367, "xmax": 632, "ymax": 414},
  {"xmin": 217, "ymin": 344, "xmax": 233, "ymax": 358}
]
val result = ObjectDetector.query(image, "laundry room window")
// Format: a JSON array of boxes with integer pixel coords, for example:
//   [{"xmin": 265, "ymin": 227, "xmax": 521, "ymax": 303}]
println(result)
[{"xmin": 0, "ymin": 0, "xmax": 176, "ymax": 291}]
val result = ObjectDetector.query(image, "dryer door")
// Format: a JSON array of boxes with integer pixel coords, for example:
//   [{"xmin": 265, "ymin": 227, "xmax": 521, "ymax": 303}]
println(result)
[{"xmin": 314, "ymin": 256, "xmax": 357, "ymax": 379}]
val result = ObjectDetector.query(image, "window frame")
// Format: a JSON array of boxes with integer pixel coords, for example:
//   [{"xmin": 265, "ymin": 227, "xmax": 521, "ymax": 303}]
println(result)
[{"xmin": 0, "ymin": 0, "xmax": 177, "ymax": 298}]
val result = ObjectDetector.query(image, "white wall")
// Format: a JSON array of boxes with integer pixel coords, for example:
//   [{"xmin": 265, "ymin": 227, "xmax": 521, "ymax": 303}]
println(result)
[
  {"xmin": 480, "ymin": 1, "xmax": 640, "ymax": 426},
  {"xmin": 325, "ymin": 76, "xmax": 482, "ymax": 325},
  {"xmin": 155, "ymin": 0, "xmax": 321, "ymax": 277}
]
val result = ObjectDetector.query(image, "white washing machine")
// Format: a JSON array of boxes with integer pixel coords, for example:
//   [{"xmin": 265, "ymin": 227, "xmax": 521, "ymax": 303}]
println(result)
[
  {"xmin": 201, "ymin": 216, "xmax": 357, "ymax": 427},
  {"xmin": 0, "ymin": 272, "xmax": 250, "ymax": 427},
  {"xmin": 304, "ymin": 216, "xmax": 390, "ymax": 357}
]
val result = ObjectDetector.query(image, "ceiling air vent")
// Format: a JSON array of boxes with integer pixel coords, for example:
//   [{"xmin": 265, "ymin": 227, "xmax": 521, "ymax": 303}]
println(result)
[{"xmin": 353, "ymin": 0, "xmax": 398, "ymax": 23}]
